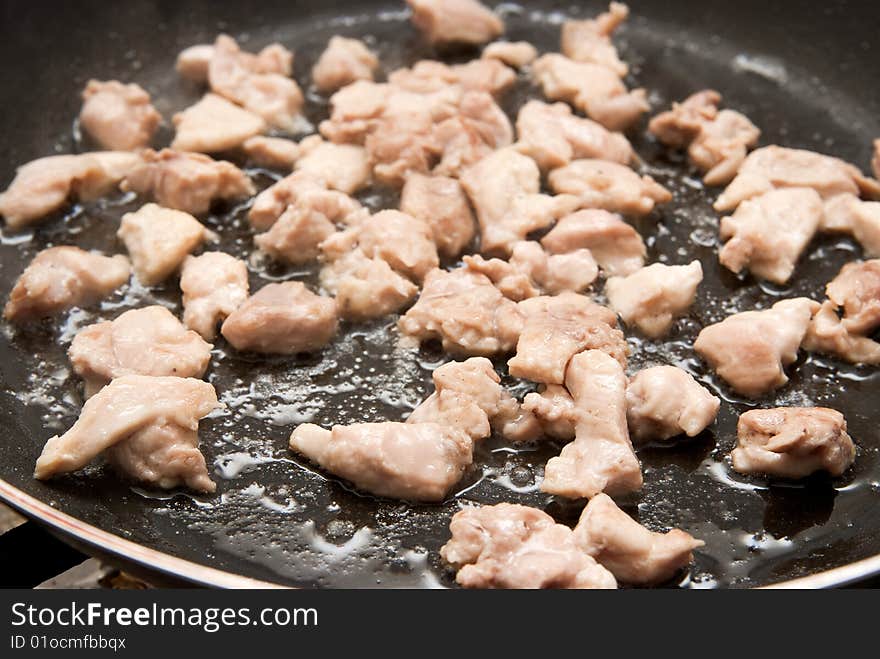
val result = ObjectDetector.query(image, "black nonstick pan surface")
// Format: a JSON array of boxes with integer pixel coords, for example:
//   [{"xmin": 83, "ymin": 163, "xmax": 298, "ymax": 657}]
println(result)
[{"xmin": 0, "ymin": 0, "xmax": 878, "ymax": 588}]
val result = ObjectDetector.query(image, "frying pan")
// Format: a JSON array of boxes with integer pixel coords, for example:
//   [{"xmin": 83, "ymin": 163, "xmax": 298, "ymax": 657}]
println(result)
[{"xmin": 1, "ymin": 0, "xmax": 878, "ymax": 589}]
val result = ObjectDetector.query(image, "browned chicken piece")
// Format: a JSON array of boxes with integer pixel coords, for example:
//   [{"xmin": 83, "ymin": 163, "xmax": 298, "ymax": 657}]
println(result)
[
  {"xmin": 34, "ymin": 375, "xmax": 219, "ymax": 492},
  {"xmin": 461, "ymin": 148, "xmax": 579, "ymax": 256},
  {"xmin": 820, "ymin": 194, "xmax": 880, "ymax": 257},
  {"xmin": 290, "ymin": 421, "xmax": 473, "ymax": 502},
  {"xmin": 68, "ymin": 306, "xmax": 212, "ymax": 397},
  {"xmin": 294, "ymin": 135, "xmax": 370, "ymax": 194},
  {"xmin": 4, "ymin": 247, "xmax": 130, "ymax": 323},
  {"xmin": 509, "ymin": 293, "xmax": 625, "ymax": 384},
  {"xmin": 389, "ymin": 59, "xmax": 516, "ymax": 97},
  {"xmin": 605, "ymin": 261, "xmax": 703, "ymax": 338},
  {"xmin": 171, "ymin": 93, "xmax": 265, "ymax": 153},
  {"xmin": 561, "ymin": 2, "xmax": 630, "ymax": 76},
  {"xmin": 400, "ymin": 173, "xmax": 476, "ymax": 258},
  {"xmin": 731, "ymin": 407, "xmax": 856, "ymax": 479},
  {"xmin": 803, "ymin": 302, "xmax": 880, "ymax": 365},
  {"xmin": 312, "ymin": 36, "xmax": 378, "ymax": 93},
  {"xmin": 541, "ymin": 209, "xmax": 646, "ymax": 276},
  {"xmin": 221, "ymin": 282, "xmax": 336, "ymax": 354},
  {"xmin": 515, "ymin": 100, "xmax": 633, "ymax": 172},
  {"xmin": 541, "ymin": 350, "xmax": 643, "ymax": 498},
  {"xmin": 573, "ymin": 493, "xmax": 703, "ymax": 584},
  {"xmin": 121, "ymin": 149, "xmax": 254, "ymax": 216},
  {"xmin": 482, "ymin": 41, "xmax": 538, "ymax": 68},
  {"xmin": 398, "ymin": 267, "xmax": 524, "ymax": 356},
  {"xmin": 208, "ymin": 35, "xmax": 303, "ymax": 132},
  {"xmin": 522, "ymin": 385, "xmax": 578, "ymax": 440},
  {"xmin": 625, "ymin": 366, "xmax": 720, "ymax": 443},
  {"xmin": 714, "ymin": 145, "xmax": 878, "ymax": 212},
  {"xmin": 0, "ymin": 152, "xmax": 141, "ymax": 230},
  {"xmin": 432, "ymin": 91, "xmax": 513, "ymax": 178},
  {"xmin": 180, "ymin": 252, "xmax": 249, "ymax": 340},
  {"xmin": 79, "ymin": 80, "xmax": 161, "ymax": 151},
  {"xmin": 440, "ymin": 503, "xmax": 617, "ymax": 589},
  {"xmin": 873, "ymin": 139, "xmax": 880, "ymax": 180},
  {"xmin": 319, "ymin": 249, "xmax": 418, "ymax": 321},
  {"xmin": 176, "ymin": 40, "xmax": 292, "ymax": 84},
  {"xmin": 548, "ymin": 159, "xmax": 672, "ymax": 216},
  {"xmin": 249, "ymin": 170, "xmax": 361, "ymax": 230},
  {"xmin": 719, "ymin": 187, "xmax": 822, "ymax": 284},
  {"xmin": 117, "ymin": 203, "xmax": 209, "ymax": 286},
  {"xmin": 694, "ymin": 298, "xmax": 819, "ymax": 397},
  {"xmin": 242, "ymin": 136, "xmax": 300, "ymax": 169},
  {"xmin": 406, "ymin": 0, "xmax": 504, "ymax": 46},
  {"xmin": 532, "ymin": 54, "xmax": 648, "ymax": 131}
]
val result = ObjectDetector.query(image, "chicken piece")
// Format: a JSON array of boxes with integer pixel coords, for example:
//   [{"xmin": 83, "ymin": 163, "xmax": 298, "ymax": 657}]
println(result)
[
  {"xmin": 242, "ymin": 136, "xmax": 300, "ymax": 169},
  {"xmin": 311, "ymin": 36, "xmax": 378, "ymax": 93},
  {"xmin": 171, "ymin": 93, "xmax": 266, "ymax": 153},
  {"xmin": 541, "ymin": 350, "xmax": 643, "ymax": 498},
  {"xmin": 694, "ymin": 298, "xmax": 819, "ymax": 397},
  {"xmin": 561, "ymin": 2, "xmax": 630, "ymax": 76},
  {"xmin": 522, "ymin": 385, "xmax": 578, "ymax": 440},
  {"xmin": 532, "ymin": 54, "xmax": 648, "ymax": 131},
  {"xmin": 68, "ymin": 306, "xmax": 213, "ymax": 397},
  {"xmin": 509, "ymin": 293, "xmax": 625, "ymax": 385},
  {"xmin": 482, "ymin": 41, "xmax": 538, "ymax": 68},
  {"xmin": 440, "ymin": 503, "xmax": 617, "ymax": 589},
  {"xmin": 605, "ymin": 261, "xmax": 703, "ymax": 338},
  {"xmin": 648, "ymin": 90, "xmax": 720, "ymax": 148},
  {"xmin": 463, "ymin": 254, "xmax": 538, "ymax": 301},
  {"xmin": 289, "ymin": 421, "xmax": 473, "ymax": 502},
  {"xmin": 541, "ymin": 209, "xmax": 646, "ymax": 276},
  {"xmin": 121, "ymin": 149, "xmax": 254, "ymax": 215},
  {"xmin": 79, "ymin": 80, "xmax": 161, "ymax": 151},
  {"xmin": 0, "ymin": 152, "xmax": 141, "ymax": 230},
  {"xmin": 4, "ymin": 247, "xmax": 130, "ymax": 323},
  {"xmin": 389, "ymin": 59, "xmax": 516, "ymax": 97},
  {"xmin": 180, "ymin": 252, "xmax": 249, "ymax": 340},
  {"xmin": 514, "ymin": 100, "xmax": 633, "ymax": 172},
  {"xmin": 176, "ymin": 44, "xmax": 217, "ymax": 83},
  {"xmin": 820, "ymin": 194, "xmax": 880, "ymax": 257},
  {"xmin": 294, "ymin": 135, "xmax": 370, "ymax": 194},
  {"xmin": 714, "ymin": 145, "xmax": 876, "ymax": 212},
  {"xmin": 825, "ymin": 260, "xmax": 880, "ymax": 334},
  {"xmin": 625, "ymin": 366, "xmax": 720, "ymax": 443},
  {"xmin": 399, "ymin": 173, "xmax": 475, "ymax": 258},
  {"xmin": 573, "ymin": 493, "xmax": 703, "ymax": 584},
  {"xmin": 802, "ymin": 301, "xmax": 880, "ymax": 365},
  {"xmin": 208, "ymin": 35, "xmax": 303, "ymax": 131},
  {"xmin": 320, "ymin": 249, "xmax": 418, "ymax": 321},
  {"xmin": 221, "ymin": 282, "xmax": 337, "ymax": 354},
  {"xmin": 719, "ymin": 187, "xmax": 822, "ymax": 284},
  {"xmin": 461, "ymin": 148, "xmax": 579, "ymax": 256},
  {"xmin": 366, "ymin": 108, "xmax": 440, "ymax": 186},
  {"xmin": 406, "ymin": 0, "xmax": 504, "ymax": 46},
  {"xmin": 433, "ymin": 91, "xmax": 513, "ymax": 178},
  {"xmin": 548, "ymin": 159, "xmax": 671, "ymax": 217},
  {"xmin": 176, "ymin": 41, "xmax": 292, "ymax": 84},
  {"xmin": 398, "ymin": 267, "xmax": 524, "ymax": 356},
  {"xmin": 873, "ymin": 139, "xmax": 880, "ymax": 181},
  {"xmin": 248, "ymin": 170, "xmax": 360, "ymax": 231},
  {"xmin": 117, "ymin": 203, "xmax": 208, "ymax": 286},
  {"xmin": 731, "ymin": 407, "xmax": 856, "ymax": 479}
]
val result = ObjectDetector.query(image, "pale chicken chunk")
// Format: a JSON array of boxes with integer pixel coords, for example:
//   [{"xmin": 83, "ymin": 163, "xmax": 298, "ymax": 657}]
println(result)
[
  {"xmin": 541, "ymin": 209, "xmax": 646, "ymax": 276},
  {"xmin": 625, "ymin": 366, "xmax": 720, "ymax": 443},
  {"xmin": 541, "ymin": 350, "xmax": 643, "ymax": 498},
  {"xmin": 180, "ymin": 252, "xmax": 249, "ymax": 340},
  {"xmin": 171, "ymin": 93, "xmax": 266, "ymax": 153},
  {"xmin": 694, "ymin": 298, "xmax": 819, "ymax": 397},
  {"xmin": 605, "ymin": 261, "xmax": 703, "ymax": 337},
  {"xmin": 176, "ymin": 41, "xmax": 292, "ymax": 84},
  {"xmin": 295, "ymin": 136, "xmax": 370, "ymax": 194},
  {"xmin": 515, "ymin": 100, "xmax": 633, "ymax": 172},
  {"xmin": 398, "ymin": 267, "xmax": 524, "ymax": 356},
  {"xmin": 248, "ymin": 170, "xmax": 362, "ymax": 231},
  {"xmin": 522, "ymin": 385, "xmax": 578, "ymax": 440},
  {"xmin": 406, "ymin": 0, "xmax": 504, "ymax": 46},
  {"xmin": 400, "ymin": 173, "xmax": 476, "ymax": 258},
  {"xmin": 176, "ymin": 44, "xmax": 217, "ymax": 84},
  {"xmin": 433, "ymin": 91, "xmax": 513, "ymax": 177},
  {"xmin": 121, "ymin": 149, "xmax": 254, "ymax": 215},
  {"xmin": 117, "ymin": 203, "xmax": 209, "ymax": 286},
  {"xmin": 389, "ymin": 59, "xmax": 516, "ymax": 97},
  {"xmin": 311, "ymin": 36, "xmax": 378, "ymax": 93},
  {"xmin": 648, "ymin": 89, "xmax": 720, "ymax": 148},
  {"xmin": 320, "ymin": 249, "xmax": 418, "ymax": 321},
  {"xmin": 820, "ymin": 194, "xmax": 880, "ymax": 257},
  {"xmin": 731, "ymin": 407, "xmax": 856, "ymax": 479},
  {"xmin": 803, "ymin": 302, "xmax": 880, "ymax": 365},
  {"xmin": 33, "ymin": 375, "xmax": 219, "ymax": 492},
  {"xmin": 68, "ymin": 306, "xmax": 212, "ymax": 397},
  {"xmin": 221, "ymin": 282, "xmax": 337, "ymax": 354},
  {"xmin": 532, "ymin": 54, "xmax": 648, "ymax": 131},
  {"xmin": 0, "ymin": 152, "xmax": 141, "ymax": 230},
  {"xmin": 719, "ymin": 187, "xmax": 822, "ymax": 284},
  {"xmin": 4, "ymin": 247, "xmax": 130, "ymax": 323},
  {"xmin": 242, "ymin": 136, "xmax": 300, "ymax": 169},
  {"xmin": 561, "ymin": 2, "xmax": 630, "ymax": 76},
  {"xmin": 482, "ymin": 41, "xmax": 538, "ymax": 68},
  {"xmin": 289, "ymin": 422, "xmax": 473, "ymax": 502},
  {"xmin": 548, "ymin": 159, "xmax": 671, "ymax": 216},
  {"xmin": 440, "ymin": 503, "xmax": 617, "ymax": 589},
  {"xmin": 79, "ymin": 80, "xmax": 161, "ymax": 151},
  {"xmin": 573, "ymin": 493, "xmax": 703, "ymax": 584}
]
